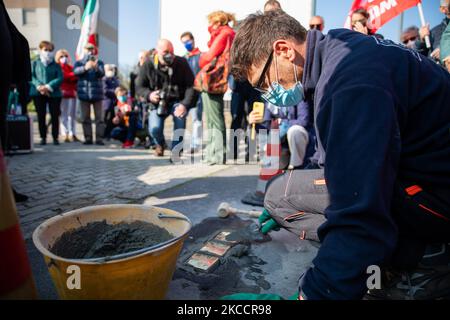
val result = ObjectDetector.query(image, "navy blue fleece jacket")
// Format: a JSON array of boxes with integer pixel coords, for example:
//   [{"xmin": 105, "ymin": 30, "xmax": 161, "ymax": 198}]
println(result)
[{"xmin": 299, "ymin": 29, "xmax": 450, "ymax": 299}]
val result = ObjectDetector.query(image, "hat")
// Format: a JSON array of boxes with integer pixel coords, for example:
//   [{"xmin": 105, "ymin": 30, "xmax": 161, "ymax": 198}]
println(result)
[{"xmin": 84, "ymin": 43, "xmax": 96, "ymax": 50}]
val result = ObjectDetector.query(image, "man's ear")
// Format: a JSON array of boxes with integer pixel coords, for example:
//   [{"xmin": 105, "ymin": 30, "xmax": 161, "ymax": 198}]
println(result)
[{"xmin": 273, "ymin": 40, "xmax": 297, "ymax": 62}]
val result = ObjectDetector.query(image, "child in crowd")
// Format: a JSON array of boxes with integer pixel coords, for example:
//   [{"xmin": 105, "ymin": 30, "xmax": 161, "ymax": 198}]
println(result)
[{"xmin": 111, "ymin": 86, "xmax": 139, "ymax": 148}]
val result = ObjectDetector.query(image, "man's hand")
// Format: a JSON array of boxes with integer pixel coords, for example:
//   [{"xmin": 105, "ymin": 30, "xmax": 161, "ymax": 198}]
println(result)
[
  {"xmin": 174, "ymin": 104, "xmax": 187, "ymax": 118},
  {"xmin": 85, "ymin": 61, "xmax": 96, "ymax": 70},
  {"xmin": 444, "ymin": 57, "xmax": 450, "ymax": 72},
  {"xmin": 112, "ymin": 116, "xmax": 120, "ymax": 125},
  {"xmin": 259, "ymin": 209, "xmax": 280, "ymax": 235},
  {"xmin": 431, "ymin": 48, "xmax": 441, "ymax": 60},
  {"xmin": 248, "ymin": 110, "xmax": 264, "ymax": 125},
  {"xmin": 419, "ymin": 24, "xmax": 430, "ymax": 41},
  {"xmin": 353, "ymin": 21, "xmax": 369, "ymax": 35},
  {"xmin": 149, "ymin": 90, "xmax": 161, "ymax": 104}
]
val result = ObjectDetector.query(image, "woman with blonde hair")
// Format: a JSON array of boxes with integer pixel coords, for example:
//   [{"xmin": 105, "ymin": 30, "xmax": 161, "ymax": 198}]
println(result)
[
  {"xmin": 197, "ymin": 11, "xmax": 235, "ymax": 165},
  {"xmin": 55, "ymin": 49, "xmax": 78, "ymax": 142}
]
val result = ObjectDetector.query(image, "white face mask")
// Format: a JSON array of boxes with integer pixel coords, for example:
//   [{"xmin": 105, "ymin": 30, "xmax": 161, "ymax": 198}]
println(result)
[
  {"xmin": 105, "ymin": 71, "xmax": 115, "ymax": 78},
  {"xmin": 40, "ymin": 50, "xmax": 55, "ymax": 65},
  {"xmin": 60, "ymin": 57, "xmax": 68, "ymax": 64}
]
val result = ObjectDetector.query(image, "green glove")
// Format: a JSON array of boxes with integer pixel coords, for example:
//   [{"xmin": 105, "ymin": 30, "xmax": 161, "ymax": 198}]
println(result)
[
  {"xmin": 258, "ymin": 209, "xmax": 280, "ymax": 235},
  {"xmin": 220, "ymin": 293, "xmax": 284, "ymax": 300}
]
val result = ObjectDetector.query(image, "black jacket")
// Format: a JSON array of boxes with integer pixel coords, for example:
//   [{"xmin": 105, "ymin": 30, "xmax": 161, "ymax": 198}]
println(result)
[
  {"xmin": 298, "ymin": 29, "xmax": 450, "ymax": 300},
  {"xmin": 136, "ymin": 56, "xmax": 196, "ymax": 108},
  {"xmin": 0, "ymin": 0, "xmax": 31, "ymax": 87}
]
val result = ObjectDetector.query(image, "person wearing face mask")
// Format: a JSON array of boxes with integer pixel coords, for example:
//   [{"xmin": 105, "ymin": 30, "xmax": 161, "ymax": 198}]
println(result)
[
  {"xmin": 197, "ymin": 11, "xmax": 236, "ymax": 165},
  {"xmin": 103, "ymin": 64, "xmax": 120, "ymax": 141},
  {"xmin": 415, "ymin": 0, "xmax": 450, "ymax": 61},
  {"xmin": 74, "ymin": 43, "xmax": 106, "ymax": 146},
  {"xmin": 229, "ymin": 11, "xmax": 450, "ymax": 300},
  {"xmin": 401, "ymin": 26, "xmax": 420, "ymax": 49},
  {"xmin": 56, "ymin": 49, "xmax": 78, "ymax": 143},
  {"xmin": 136, "ymin": 39, "xmax": 196, "ymax": 158},
  {"xmin": 30, "ymin": 41, "xmax": 63, "ymax": 146},
  {"xmin": 180, "ymin": 31, "xmax": 203, "ymax": 154}
]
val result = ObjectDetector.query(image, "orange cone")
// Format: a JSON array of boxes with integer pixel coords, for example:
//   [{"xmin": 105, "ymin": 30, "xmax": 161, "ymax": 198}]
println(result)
[
  {"xmin": 0, "ymin": 148, "xmax": 37, "ymax": 299},
  {"xmin": 242, "ymin": 120, "xmax": 286, "ymax": 207}
]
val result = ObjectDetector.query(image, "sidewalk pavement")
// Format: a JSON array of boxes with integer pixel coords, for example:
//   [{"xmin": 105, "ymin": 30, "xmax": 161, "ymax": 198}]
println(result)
[{"xmin": 7, "ymin": 116, "xmax": 229, "ymax": 239}]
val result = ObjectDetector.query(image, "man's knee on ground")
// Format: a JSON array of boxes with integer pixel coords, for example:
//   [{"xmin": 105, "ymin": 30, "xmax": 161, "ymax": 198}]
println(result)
[{"xmin": 287, "ymin": 125, "xmax": 309, "ymax": 144}]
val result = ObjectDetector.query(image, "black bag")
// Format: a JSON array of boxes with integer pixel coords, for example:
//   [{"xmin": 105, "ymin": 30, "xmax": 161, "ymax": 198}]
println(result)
[{"xmin": 6, "ymin": 114, "xmax": 33, "ymax": 154}]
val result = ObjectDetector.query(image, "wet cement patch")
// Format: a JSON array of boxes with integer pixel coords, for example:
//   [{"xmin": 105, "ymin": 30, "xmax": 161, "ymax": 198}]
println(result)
[
  {"xmin": 51, "ymin": 220, "xmax": 173, "ymax": 259},
  {"xmin": 173, "ymin": 216, "xmax": 275, "ymax": 299}
]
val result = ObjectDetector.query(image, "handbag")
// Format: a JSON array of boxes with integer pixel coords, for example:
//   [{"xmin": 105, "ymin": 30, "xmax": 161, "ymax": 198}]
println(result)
[{"xmin": 194, "ymin": 37, "xmax": 231, "ymax": 95}]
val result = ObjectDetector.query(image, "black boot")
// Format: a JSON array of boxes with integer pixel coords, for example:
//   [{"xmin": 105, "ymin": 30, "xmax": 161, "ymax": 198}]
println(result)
[{"xmin": 13, "ymin": 188, "xmax": 29, "ymax": 203}]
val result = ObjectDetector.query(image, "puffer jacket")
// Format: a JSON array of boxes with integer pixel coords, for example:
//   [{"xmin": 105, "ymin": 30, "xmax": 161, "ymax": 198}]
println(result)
[{"xmin": 73, "ymin": 56, "xmax": 105, "ymax": 102}]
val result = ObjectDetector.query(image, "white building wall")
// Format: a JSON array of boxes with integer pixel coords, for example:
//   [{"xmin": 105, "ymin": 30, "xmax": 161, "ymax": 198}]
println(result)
[
  {"xmin": 160, "ymin": 0, "xmax": 313, "ymax": 55},
  {"xmin": 5, "ymin": 7, "xmax": 51, "ymax": 50}
]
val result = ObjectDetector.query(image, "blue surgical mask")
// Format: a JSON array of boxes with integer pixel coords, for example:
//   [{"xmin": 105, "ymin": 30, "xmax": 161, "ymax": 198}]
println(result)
[
  {"xmin": 184, "ymin": 40, "xmax": 194, "ymax": 52},
  {"xmin": 118, "ymin": 96, "xmax": 127, "ymax": 103},
  {"xmin": 261, "ymin": 57, "xmax": 304, "ymax": 107}
]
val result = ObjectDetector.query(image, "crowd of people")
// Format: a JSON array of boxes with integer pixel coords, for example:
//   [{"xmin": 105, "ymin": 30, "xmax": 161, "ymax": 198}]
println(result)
[{"xmin": 4, "ymin": 0, "xmax": 449, "ymax": 169}]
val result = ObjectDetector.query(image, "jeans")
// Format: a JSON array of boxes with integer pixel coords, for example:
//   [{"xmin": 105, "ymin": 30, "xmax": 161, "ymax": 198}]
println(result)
[
  {"xmin": 148, "ymin": 103, "xmax": 186, "ymax": 150},
  {"xmin": 190, "ymin": 106, "xmax": 203, "ymax": 149}
]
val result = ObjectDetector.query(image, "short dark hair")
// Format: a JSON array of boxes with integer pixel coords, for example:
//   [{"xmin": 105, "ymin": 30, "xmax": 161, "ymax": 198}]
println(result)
[
  {"xmin": 352, "ymin": 8, "xmax": 370, "ymax": 20},
  {"xmin": 230, "ymin": 11, "xmax": 307, "ymax": 81},
  {"xmin": 39, "ymin": 40, "xmax": 54, "ymax": 51},
  {"xmin": 180, "ymin": 31, "xmax": 194, "ymax": 40},
  {"xmin": 115, "ymin": 85, "xmax": 128, "ymax": 96}
]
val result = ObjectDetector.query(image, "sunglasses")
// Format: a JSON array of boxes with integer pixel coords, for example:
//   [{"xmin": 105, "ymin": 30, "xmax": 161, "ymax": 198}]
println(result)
[
  {"xmin": 309, "ymin": 24, "xmax": 322, "ymax": 30},
  {"xmin": 254, "ymin": 50, "xmax": 274, "ymax": 94},
  {"xmin": 402, "ymin": 36, "xmax": 417, "ymax": 44}
]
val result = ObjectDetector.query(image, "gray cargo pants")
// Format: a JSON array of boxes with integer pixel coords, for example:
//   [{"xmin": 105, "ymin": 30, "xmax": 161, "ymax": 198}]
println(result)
[{"xmin": 264, "ymin": 169, "xmax": 329, "ymax": 242}]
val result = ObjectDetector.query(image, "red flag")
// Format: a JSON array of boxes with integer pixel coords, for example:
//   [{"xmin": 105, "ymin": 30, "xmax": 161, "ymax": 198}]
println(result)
[{"xmin": 344, "ymin": 0, "xmax": 421, "ymax": 33}]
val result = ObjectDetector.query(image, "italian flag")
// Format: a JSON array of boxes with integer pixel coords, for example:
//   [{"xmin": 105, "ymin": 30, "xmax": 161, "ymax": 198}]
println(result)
[{"xmin": 75, "ymin": 0, "xmax": 100, "ymax": 60}]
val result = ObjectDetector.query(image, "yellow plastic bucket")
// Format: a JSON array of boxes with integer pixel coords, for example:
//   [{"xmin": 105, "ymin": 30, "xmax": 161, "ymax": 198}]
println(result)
[{"xmin": 32, "ymin": 204, "xmax": 191, "ymax": 300}]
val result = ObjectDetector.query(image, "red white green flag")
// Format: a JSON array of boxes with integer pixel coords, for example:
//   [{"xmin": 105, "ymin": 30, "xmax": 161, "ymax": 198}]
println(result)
[{"xmin": 75, "ymin": 0, "xmax": 100, "ymax": 60}]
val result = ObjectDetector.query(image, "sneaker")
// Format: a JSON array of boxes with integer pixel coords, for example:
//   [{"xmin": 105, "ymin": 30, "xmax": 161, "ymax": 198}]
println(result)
[
  {"xmin": 64, "ymin": 135, "xmax": 71, "ymax": 143},
  {"xmin": 95, "ymin": 141, "xmax": 105, "ymax": 146},
  {"xmin": 13, "ymin": 188, "xmax": 28, "ymax": 203},
  {"xmin": 72, "ymin": 135, "xmax": 80, "ymax": 142},
  {"xmin": 122, "ymin": 140, "xmax": 134, "ymax": 149},
  {"xmin": 154, "ymin": 144, "xmax": 165, "ymax": 157},
  {"xmin": 53, "ymin": 140, "xmax": 60, "ymax": 146},
  {"xmin": 40, "ymin": 139, "xmax": 47, "ymax": 146},
  {"xmin": 365, "ymin": 265, "xmax": 450, "ymax": 300},
  {"xmin": 83, "ymin": 140, "xmax": 93, "ymax": 145}
]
